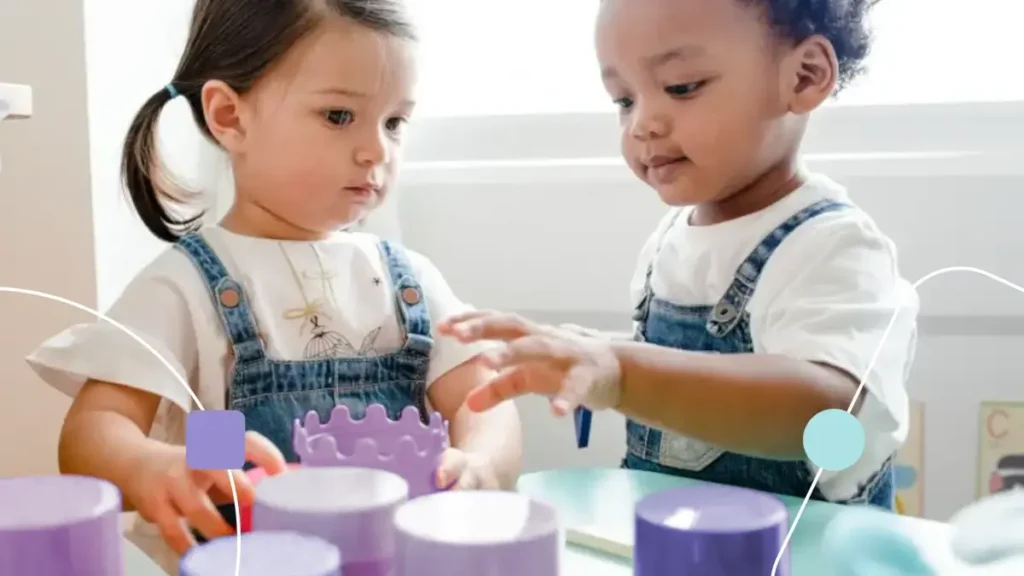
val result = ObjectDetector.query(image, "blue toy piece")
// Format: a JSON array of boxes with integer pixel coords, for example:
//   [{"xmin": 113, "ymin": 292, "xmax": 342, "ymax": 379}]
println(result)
[
  {"xmin": 821, "ymin": 507, "xmax": 937, "ymax": 576},
  {"xmin": 574, "ymin": 407, "xmax": 592, "ymax": 448}
]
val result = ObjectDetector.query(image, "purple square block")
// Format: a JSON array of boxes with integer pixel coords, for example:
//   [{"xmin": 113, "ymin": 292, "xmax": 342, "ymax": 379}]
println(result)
[{"xmin": 186, "ymin": 410, "xmax": 245, "ymax": 470}]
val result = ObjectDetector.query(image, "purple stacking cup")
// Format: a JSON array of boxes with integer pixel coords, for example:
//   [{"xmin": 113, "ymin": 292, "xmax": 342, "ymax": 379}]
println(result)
[
  {"xmin": 393, "ymin": 491, "xmax": 561, "ymax": 576},
  {"xmin": 0, "ymin": 475, "xmax": 123, "ymax": 576},
  {"xmin": 634, "ymin": 484, "xmax": 791, "ymax": 576},
  {"xmin": 180, "ymin": 531, "xmax": 341, "ymax": 576},
  {"xmin": 252, "ymin": 467, "xmax": 408, "ymax": 576}
]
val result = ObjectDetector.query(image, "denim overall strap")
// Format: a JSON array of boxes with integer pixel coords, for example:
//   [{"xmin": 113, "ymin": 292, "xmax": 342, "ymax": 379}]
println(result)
[
  {"xmin": 632, "ymin": 208, "xmax": 686, "ymax": 341},
  {"xmin": 706, "ymin": 198, "xmax": 849, "ymax": 337},
  {"xmin": 378, "ymin": 240, "xmax": 432, "ymax": 357},
  {"xmin": 175, "ymin": 233, "xmax": 265, "ymax": 364}
]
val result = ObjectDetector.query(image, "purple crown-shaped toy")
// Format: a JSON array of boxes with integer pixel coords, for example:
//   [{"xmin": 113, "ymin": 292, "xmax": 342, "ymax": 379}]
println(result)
[{"xmin": 293, "ymin": 404, "xmax": 449, "ymax": 498}]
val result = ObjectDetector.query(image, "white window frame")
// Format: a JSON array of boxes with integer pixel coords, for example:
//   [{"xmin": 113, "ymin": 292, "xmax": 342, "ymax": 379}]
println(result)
[{"xmin": 401, "ymin": 101, "xmax": 1024, "ymax": 186}]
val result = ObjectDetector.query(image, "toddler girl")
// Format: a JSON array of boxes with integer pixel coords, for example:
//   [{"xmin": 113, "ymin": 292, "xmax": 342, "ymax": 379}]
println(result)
[
  {"xmin": 441, "ymin": 0, "xmax": 917, "ymax": 511},
  {"xmin": 26, "ymin": 0, "xmax": 521, "ymax": 572}
]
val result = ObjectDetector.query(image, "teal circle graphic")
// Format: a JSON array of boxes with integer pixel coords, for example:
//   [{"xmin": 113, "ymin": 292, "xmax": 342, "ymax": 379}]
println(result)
[{"xmin": 803, "ymin": 409, "xmax": 865, "ymax": 471}]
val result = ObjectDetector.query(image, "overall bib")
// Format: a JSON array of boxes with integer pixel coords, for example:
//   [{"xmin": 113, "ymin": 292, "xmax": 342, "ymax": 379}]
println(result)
[
  {"xmin": 175, "ymin": 233, "xmax": 433, "ymax": 529},
  {"xmin": 622, "ymin": 199, "xmax": 894, "ymax": 509}
]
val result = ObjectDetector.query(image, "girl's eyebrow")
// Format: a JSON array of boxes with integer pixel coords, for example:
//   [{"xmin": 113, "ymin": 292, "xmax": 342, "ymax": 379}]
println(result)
[{"xmin": 314, "ymin": 87, "xmax": 416, "ymax": 108}]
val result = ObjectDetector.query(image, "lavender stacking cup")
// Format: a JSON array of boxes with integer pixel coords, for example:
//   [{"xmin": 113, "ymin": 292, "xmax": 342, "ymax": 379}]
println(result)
[
  {"xmin": 0, "ymin": 475, "xmax": 123, "ymax": 575},
  {"xmin": 180, "ymin": 531, "xmax": 341, "ymax": 576}
]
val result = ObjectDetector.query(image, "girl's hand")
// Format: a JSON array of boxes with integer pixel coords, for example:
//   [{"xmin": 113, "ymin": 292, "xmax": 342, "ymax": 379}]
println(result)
[
  {"xmin": 125, "ymin": 431, "xmax": 287, "ymax": 555},
  {"xmin": 435, "ymin": 448, "xmax": 501, "ymax": 491},
  {"xmin": 437, "ymin": 311, "xmax": 623, "ymax": 415}
]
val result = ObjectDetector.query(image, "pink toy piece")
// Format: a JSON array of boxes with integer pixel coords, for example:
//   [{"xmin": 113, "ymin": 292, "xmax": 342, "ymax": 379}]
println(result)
[
  {"xmin": 180, "ymin": 531, "xmax": 341, "ymax": 576},
  {"xmin": 634, "ymin": 484, "xmax": 790, "ymax": 576},
  {"xmin": 0, "ymin": 475, "xmax": 123, "ymax": 575},
  {"xmin": 252, "ymin": 467, "xmax": 409, "ymax": 576},
  {"xmin": 393, "ymin": 491, "xmax": 561, "ymax": 576},
  {"xmin": 293, "ymin": 404, "xmax": 449, "ymax": 498}
]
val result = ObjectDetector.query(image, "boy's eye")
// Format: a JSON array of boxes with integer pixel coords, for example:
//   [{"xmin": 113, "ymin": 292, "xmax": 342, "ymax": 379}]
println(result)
[
  {"xmin": 325, "ymin": 109, "xmax": 354, "ymax": 126},
  {"xmin": 613, "ymin": 97, "xmax": 634, "ymax": 111},
  {"xmin": 665, "ymin": 82, "xmax": 704, "ymax": 97},
  {"xmin": 385, "ymin": 116, "xmax": 407, "ymax": 133}
]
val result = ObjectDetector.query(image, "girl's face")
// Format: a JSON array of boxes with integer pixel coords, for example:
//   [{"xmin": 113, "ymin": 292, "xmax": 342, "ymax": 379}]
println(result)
[
  {"xmin": 210, "ymin": 17, "xmax": 417, "ymax": 239},
  {"xmin": 595, "ymin": 0, "xmax": 801, "ymax": 207}
]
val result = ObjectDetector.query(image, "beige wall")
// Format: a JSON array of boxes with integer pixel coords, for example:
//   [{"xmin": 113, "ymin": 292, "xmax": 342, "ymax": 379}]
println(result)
[{"xmin": 0, "ymin": 1, "xmax": 96, "ymax": 476}]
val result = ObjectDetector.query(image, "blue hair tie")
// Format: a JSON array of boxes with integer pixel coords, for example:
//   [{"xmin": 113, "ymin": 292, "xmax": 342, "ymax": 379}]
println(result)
[{"xmin": 165, "ymin": 84, "xmax": 179, "ymax": 99}]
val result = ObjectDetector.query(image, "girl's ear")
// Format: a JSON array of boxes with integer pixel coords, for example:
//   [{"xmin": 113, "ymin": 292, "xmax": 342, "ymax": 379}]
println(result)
[
  {"xmin": 782, "ymin": 35, "xmax": 839, "ymax": 114},
  {"xmin": 201, "ymin": 80, "xmax": 248, "ymax": 153}
]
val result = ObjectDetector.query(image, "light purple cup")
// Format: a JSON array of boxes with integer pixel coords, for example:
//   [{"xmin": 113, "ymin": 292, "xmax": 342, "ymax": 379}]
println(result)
[
  {"xmin": 180, "ymin": 531, "xmax": 341, "ymax": 576},
  {"xmin": 0, "ymin": 474, "xmax": 123, "ymax": 576},
  {"xmin": 393, "ymin": 491, "xmax": 562, "ymax": 576},
  {"xmin": 634, "ymin": 484, "xmax": 791, "ymax": 576},
  {"xmin": 252, "ymin": 467, "xmax": 409, "ymax": 576}
]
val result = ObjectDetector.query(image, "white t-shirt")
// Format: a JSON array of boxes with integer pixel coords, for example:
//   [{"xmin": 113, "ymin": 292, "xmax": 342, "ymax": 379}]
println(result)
[
  {"xmin": 25, "ymin": 228, "xmax": 487, "ymax": 574},
  {"xmin": 629, "ymin": 173, "xmax": 919, "ymax": 501}
]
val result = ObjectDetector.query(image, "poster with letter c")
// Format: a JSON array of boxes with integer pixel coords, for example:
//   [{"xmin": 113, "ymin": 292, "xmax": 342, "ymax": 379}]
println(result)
[{"xmin": 978, "ymin": 402, "xmax": 1024, "ymax": 498}]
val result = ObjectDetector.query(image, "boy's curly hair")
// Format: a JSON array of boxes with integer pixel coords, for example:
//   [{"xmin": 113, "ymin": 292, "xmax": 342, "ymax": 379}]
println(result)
[{"xmin": 748, "ymin": 0, "xmax": 881, "ymax": 91}]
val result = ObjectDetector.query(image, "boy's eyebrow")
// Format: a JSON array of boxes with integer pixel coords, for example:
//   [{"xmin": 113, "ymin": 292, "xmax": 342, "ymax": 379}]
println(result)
[
  {"xmin": 646, "ymin": 45, "xmax": 706, "ymax": 67},
  {"xmin": 601, "ymin": 44, "xmax": 707, "ymax": 79}
]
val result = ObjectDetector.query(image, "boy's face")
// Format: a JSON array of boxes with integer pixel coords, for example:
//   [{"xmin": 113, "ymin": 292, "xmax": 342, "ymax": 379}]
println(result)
[{"xmin": 595, "ymin": 0, "xmax": 812, "ymax": 206}]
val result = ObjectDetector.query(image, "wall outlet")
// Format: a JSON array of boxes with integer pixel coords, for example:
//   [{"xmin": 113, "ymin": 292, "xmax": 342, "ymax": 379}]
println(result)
[{"xmin": 0, "ymin": 83, "xmax": 33, "ymax": 119}]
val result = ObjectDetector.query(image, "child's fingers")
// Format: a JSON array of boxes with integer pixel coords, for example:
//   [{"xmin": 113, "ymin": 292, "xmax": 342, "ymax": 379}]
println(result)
[
  {"xmin": 152, "ymin": 503, "xmax": 196, "ymax": 556},
  {"xmin": 206, "ymin": 468, "xmax": 255, "ymax": 507},
  {"xmin": 435, "ymin": 449, "xmax": 468, "ymax": 489},
  {"xmin": 172, "ymin": 477, "xmax": 235, "ymax": 544},
  {"xmin": 550, "ymin": 367, "xmax": 591, "ymax": 416},
  {"xmin": 244, "ymin": 431, "xmax": 288, "ymax": 476},
  {"xmin": 437, "ymin": 310, "xmax": 495, "ymax": 333},
  {"xmin": 465, "ymin": 367, "xmax": 536, "ymax": 412}
]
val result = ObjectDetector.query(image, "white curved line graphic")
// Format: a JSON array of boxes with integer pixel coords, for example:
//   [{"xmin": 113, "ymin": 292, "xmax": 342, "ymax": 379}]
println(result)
[
  {"xmin": 772, "ymin": 266, "xmax": 1022, "ymax": 575},
  {"xmin": 0, "ymin": 287, "xmax": 242, "ymax": 576}
]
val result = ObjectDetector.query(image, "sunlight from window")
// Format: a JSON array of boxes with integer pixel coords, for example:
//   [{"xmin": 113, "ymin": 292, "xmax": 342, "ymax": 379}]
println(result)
[{"xmin": 408, "ymin": 0, "xmax": 1024, "ymax": 117}]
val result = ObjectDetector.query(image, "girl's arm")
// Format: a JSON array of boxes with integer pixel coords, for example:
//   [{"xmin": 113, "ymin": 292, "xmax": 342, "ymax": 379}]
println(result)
[
  {"xmin": 59, "ymin": 380, "xmax": 166, "ymax": 511},
  {"xmin": 612, "ymin": 343, "xmax": 861, "ymax": 460},
  {"xmin": 428, "ymin": 357, "xmax": 523, "ymax": 490}
]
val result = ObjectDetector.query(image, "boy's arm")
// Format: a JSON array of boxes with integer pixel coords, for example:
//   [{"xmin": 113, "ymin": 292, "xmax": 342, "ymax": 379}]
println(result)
[
  {"xmin": 612, "ymin": 345, "xmax": 860, "ymax": 460},
  {"xmin": 428, "ymin": 357, "xmax": 523, "ymax": 490}
]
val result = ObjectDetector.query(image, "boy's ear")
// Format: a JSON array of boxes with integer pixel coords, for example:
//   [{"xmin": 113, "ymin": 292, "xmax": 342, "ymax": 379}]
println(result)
[{"xmin": 783, "ymin": 35, "xmax": 839, "ymax": 114}]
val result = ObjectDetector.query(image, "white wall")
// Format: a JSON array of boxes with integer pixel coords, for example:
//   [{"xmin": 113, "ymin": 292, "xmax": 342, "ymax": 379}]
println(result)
[
  {"xmin": 397, "ymin": 102, "xmax": 1024, "ymax": 522},
  {"xmin": 83, "ymin": 0, "xmax": 209, "ymax": 310}
]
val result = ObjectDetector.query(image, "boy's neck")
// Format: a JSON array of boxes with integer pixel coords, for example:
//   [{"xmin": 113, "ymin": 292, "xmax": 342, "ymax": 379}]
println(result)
[{"xmin": 689, "ymin": 158, "xmax": 805, "ymax": 227}]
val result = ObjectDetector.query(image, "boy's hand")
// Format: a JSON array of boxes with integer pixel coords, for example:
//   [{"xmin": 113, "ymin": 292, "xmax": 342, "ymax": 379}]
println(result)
[
  {"xmin": 125, "ymin": 431, "xmax": 287, "ymax": 555},
  {"xmin": 435, "ymin": 448, "xmax": 501, "ymax": 491},
  {"xmin": 437, "ymin": 311, "xmax": 623, "ymax": 415}
]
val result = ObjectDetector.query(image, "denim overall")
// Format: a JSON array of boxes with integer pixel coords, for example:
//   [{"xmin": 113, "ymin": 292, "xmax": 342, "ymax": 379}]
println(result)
[
  {"xmin": 175, "ymin": 233, "xmax": 433, "ymax": 530},
  {"xmin": 622, "ymin": 199, "xmax": 895, "ymax": 509}
]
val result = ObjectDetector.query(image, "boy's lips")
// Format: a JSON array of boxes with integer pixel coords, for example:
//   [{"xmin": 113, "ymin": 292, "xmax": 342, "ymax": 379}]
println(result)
[{"xmin": 643, "ymin": 155, "xmax": 690, "ymax": 185}]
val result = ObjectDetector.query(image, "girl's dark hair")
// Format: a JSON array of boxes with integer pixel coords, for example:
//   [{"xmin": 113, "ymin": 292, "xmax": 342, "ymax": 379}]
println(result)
[
  {"xmin": 745, "ymin": 0, "xmax": 882, "ymax": 92},
  {"xmin": 121, "ymin": 0, "xmax": 416, "ymax": 242}
]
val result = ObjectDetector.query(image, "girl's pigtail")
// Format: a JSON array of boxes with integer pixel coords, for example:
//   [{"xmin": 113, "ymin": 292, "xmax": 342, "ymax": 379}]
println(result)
[{"xmin": 120, "ymin": 85, "xmax": 204, "ymax": 243}]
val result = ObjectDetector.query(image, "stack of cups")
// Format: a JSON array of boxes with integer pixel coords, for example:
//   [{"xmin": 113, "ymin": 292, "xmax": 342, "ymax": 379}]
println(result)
[
  {"xmin": 0, "ymin": 475, "xmax": 123, "ymax": 575},
  {"xmin": 392, "ymin": 491, "xmax": 562, "ymax": 576},
  {"xmin": 252, "ymin": 467, "xmax": 408, "ymax": 575},
  {"xmin": 633, "ymin": 484, "xmax": 791, "ymax": 576},
  {"xmin": 180, "ymin": 531, "xmax": 341, "ymax": 576}
]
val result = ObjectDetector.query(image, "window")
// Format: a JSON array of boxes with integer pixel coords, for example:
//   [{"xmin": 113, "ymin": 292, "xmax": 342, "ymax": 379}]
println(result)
[{"xmin": 408, "ymin": 0, "xmax": 1024, "ymax": 118}]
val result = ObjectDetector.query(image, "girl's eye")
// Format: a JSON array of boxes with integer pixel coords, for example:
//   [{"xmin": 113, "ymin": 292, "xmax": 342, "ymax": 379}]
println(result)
[
  {"xmin": 385, "ymin": 117, "xmax": 407, "ymax": 133},
  {"xmin": 325, "ymin": 109, "xmax": 353, "ymax": 126},
  {"xmin": 613, "ymin": 97, "xmax": 634, "ymax": 111},
  {"xmin": 665, "ymin": 82, "xmax": 704, "ymax": 97}
]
